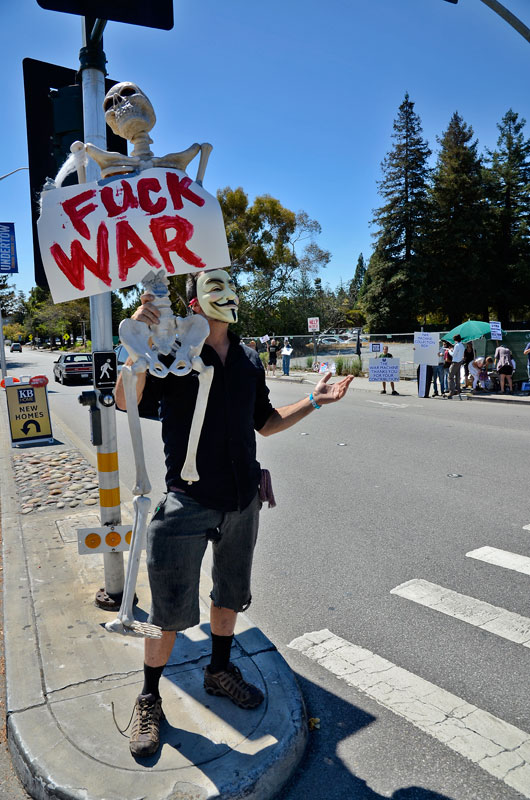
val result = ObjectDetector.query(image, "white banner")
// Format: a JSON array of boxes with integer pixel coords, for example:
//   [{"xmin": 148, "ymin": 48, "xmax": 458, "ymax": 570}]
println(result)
[
  {"xmin": 489, "ymin": 320, "xmax": 502, "ymax": 341},
  {"xmin": 37, "ymin": 168, "xmax": 230, "ymax": 303},
  {"xmin": 369, "ymin": 357, "xmax": 400, "ymax": 382},
  {"xmin": 413, "ymin": 331, "xmax": 439, "ymax": 365}
]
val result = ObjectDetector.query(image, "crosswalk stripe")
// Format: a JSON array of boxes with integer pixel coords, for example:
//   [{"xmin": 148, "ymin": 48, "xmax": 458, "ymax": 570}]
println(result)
[
  {"xmin": 466, "ymin": 546, "xmax": 530, "ymax": 577},
  {"xmin": 391, "ymin": 578, "xmax": 530, "ymax": 647},
  {"xmin": 288, "ymin": 629, "xmax": 530, "ymax": 797}
]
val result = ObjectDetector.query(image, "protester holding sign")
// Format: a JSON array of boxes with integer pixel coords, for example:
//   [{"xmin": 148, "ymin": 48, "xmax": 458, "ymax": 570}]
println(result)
[
  {"xmin": 267, "ymin": 338, "xmax": 279, "ymax": 376},
  {"xmin": 281, "ymin": 339, "xmax": 293, "ymax": 376},
  {"xmin": 377, "ymin": 345, "xmax": 399, "ymax": 395}
]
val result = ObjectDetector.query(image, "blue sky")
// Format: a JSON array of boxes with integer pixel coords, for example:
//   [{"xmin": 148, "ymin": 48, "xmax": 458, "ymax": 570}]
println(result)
[{"xmin": 2, "ymin": 0, "xmax": 530, "ymax": 298}]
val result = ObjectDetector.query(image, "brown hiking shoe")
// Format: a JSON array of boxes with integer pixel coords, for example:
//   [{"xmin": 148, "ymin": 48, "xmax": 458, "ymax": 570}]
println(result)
[
  {"xmin": 204, "ymin": 662, "xmax": 264, "ymax": 709},
  {"xmin": 129, "ymin": 693, "xmax": 164, "ymax": 757}
]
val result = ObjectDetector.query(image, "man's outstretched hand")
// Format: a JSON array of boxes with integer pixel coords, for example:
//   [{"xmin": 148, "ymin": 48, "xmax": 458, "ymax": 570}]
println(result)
[{"xmin": 313, "ymin": 372, "xmax": 354, "ymax": 406}]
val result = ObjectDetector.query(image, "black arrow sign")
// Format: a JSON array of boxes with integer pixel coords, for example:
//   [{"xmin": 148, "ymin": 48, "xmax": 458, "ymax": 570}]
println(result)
[{"xmin": 22, "ymin": 419, "xmax": 41, "ymax": 435}]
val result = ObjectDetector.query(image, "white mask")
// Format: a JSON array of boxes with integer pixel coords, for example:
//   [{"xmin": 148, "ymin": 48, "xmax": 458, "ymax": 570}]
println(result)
[{"xmin": 196, "ymin": 269, "xmax": 239, "ymax": 323}]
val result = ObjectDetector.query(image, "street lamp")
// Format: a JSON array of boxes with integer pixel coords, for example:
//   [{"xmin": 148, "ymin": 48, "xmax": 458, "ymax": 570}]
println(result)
[
  {"xmin": 0, "ymin": 166, "xmax": 29, "ymax": 182},
  {"xmin": 442, "ymin": 0, "xmax": 530, "ymax": 45}
]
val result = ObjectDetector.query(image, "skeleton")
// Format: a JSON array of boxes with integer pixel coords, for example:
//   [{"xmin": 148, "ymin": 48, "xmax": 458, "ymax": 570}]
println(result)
[
  {"xmin": 49, "ymin": 80, "xmax": 219, "ymax": 638},
  {"xmin": 88, "ymin": 82, "xmax": 213, "ymax": 183},
  {"xmin": 105, "ymin": 271, "xmax": 214, "ymax": 638}
]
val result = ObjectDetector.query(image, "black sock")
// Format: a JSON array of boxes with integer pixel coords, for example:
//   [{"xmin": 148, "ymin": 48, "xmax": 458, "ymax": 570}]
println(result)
[
  {"xmin": 209, "ymin": 633, "xmax": 234, "ymax": 673},
  {"xmin": 141, "ymin": 664, "xmax": 164, "ymax": 698}
]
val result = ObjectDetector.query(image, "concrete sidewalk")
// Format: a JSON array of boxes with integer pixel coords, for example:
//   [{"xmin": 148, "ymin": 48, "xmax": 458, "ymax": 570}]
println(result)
[
  {"xmin": 269, "ymin": 371, "xmax": 530, "ymax": 404},
  {"xmin": 0, "ymin": 399, "xmax": 307, "ymax": 800}
]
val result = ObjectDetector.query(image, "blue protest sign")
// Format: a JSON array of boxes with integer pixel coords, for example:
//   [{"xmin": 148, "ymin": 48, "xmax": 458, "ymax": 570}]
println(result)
[{"xmin": 0, "ymin": 223, "xmax": 18, "ymax": 273}]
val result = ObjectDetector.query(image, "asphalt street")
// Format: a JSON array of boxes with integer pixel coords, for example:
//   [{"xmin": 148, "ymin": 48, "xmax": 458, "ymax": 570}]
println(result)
[{"xmin": 2, "ymin": 347, "xmax": 530, "ymax": 800}]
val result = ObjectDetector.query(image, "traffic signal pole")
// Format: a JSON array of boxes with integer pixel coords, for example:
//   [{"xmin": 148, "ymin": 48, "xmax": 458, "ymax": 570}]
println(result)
[{"xmin": 79, "ymin": 18, "xmax": 124, "ymax": 608}]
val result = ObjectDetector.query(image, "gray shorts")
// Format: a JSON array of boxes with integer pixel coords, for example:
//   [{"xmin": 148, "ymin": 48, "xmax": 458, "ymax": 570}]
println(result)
[{"xmin": 146, "ymin": 491, "xmax": 261, "ymax": 631}]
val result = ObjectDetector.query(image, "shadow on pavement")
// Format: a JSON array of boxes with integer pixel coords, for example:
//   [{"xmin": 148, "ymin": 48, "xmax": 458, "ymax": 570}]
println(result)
[{"xmin": 274, "ymin": 673, "xmax": 453, "ymax": 800}]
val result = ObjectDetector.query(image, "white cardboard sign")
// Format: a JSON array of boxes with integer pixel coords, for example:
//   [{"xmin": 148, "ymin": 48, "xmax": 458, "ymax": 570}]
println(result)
[
  {"xmin": 413, "ymin": 331, "xmax": 439, "ymax": 365},
  {"xmin": 369, "ymin": 357, "xmax": 400, "ymax": 382},
  {"xmin": 489, "ymin": 320, "xmax": 502, "ymax": 341},
  {"xmin": 38, "ymin": 168, "xmax": 230, "ymax": 303}
]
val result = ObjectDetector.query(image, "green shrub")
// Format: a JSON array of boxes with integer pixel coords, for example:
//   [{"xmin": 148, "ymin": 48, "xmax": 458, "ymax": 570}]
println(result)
[
  {"xmin": 340, "ymin": 357, "xmax": 363, "ymax": 377},
  {"xmin": 259, "ymin": 352, "xmax": 268, "ymax": 369},
  {"xmin": 335, "ymin": 356, "xmax": 344, "ymax": 375},
  {"xmin": 306, "ymin": 356, "xmax": 313, "ymax": 370}
]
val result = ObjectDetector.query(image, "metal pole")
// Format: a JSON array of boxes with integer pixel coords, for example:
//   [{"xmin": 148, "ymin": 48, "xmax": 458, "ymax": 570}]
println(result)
[
  {"xmin": 0, "ymin": 308, "xmax": 7, "ymax": 379},
  {"xmin": 478, "ymin": 0, "xmax": 530, "ymax": 45},
  {"xmin": 80, "ymin": 18, "xmax": 124, "ymax": 607}
]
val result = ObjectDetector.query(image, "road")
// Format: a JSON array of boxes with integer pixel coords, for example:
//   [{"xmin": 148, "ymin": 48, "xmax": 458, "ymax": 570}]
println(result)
[{"xmin": 3, "ymin": 347, "xmax": 530, "ymax": 800}]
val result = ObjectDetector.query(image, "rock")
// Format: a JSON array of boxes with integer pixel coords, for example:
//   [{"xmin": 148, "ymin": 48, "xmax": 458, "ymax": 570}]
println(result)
[
  {"xmin": 84, "ymin": 499, "xmax": 98, "ymax": 505},
  {"xmin": 56, "ymin": 502, "xmax": 65, "ymax": 509},
  {"xmin": 69, "ymin": 501, "xmax": 79, "ymax": 508}
]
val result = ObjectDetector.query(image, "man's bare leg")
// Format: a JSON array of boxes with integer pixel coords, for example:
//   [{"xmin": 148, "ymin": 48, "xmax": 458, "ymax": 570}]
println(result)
[
  {"xmin": 144, "ymin": 630, "xmax": 177, "ymax": 667},
  {"xmin": 210, "ymin": 604, "xmax": 237, "ymax": 636}
]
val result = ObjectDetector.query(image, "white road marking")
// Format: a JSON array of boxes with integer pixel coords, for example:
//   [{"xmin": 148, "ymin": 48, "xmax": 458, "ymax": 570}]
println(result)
[
  {"xmin": 523, "ymin": 524, "xmax": 530, "ymax": 532},
  {"xmin": 289, "ymin": 629, "xmax": 530, "ymax": 797},
  {"xmin": 366, "ymin": 400, "xmax": 410, "ymax": 408},
  {"xmin": 466, "ymin": 546, "xmax": 530, "ymax": 578},
  {"xmin": 391, "ymin": 579, "xmax": 530, "ymax": 647}
]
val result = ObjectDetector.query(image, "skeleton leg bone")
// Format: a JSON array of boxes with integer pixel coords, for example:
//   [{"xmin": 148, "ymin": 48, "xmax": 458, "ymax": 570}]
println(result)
[
  {"xmin": 105, "ymin": 366, "xmax": 161, "ymax": 638},
  {"xmin": 180, "ymin": 357, "xmax": 214, "ymax": 484}
]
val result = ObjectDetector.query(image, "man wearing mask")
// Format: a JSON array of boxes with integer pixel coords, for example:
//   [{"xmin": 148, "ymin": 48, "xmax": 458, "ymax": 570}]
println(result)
[{"xmin": 115, "ymin": 268, "xmax": 353, "ymax": 758}]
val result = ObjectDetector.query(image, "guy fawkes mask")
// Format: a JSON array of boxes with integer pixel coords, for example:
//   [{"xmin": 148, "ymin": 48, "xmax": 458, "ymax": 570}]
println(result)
[{"xmin": 196, "ymin": 269, "xmax": 239, "ymax": 323}]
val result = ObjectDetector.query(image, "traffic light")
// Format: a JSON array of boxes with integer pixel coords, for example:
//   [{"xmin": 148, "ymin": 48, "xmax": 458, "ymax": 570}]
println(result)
[{"xmin": 23, "ymin": 58, "xmax": 127, "ymax": 289}]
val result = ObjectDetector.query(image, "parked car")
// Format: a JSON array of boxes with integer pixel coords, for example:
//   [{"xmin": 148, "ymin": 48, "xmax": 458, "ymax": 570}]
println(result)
[
  {"xmin": 318, "ymin": 335, "xmax": 342, "ymax": 345},
  {"xmin": 53, "ymin": 353, "xmax": 93, "ymax": 384},
  {"xmin": 10, "ymin": 342, "xmax": 22, "ymax": 352}
]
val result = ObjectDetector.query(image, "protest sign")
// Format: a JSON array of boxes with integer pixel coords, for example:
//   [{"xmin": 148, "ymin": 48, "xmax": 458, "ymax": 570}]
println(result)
[
  {"xmin": 413, "ymin": 331, "xmax": 438, "ymax": 365},
  {"xmin": 490, "ymin": 320, "xmax": 502, "ymax": 341},
  {"xmin": 260, "ymin": 334, "xmax": 270, "ymax": 343},
  {"xmin": 370, "ymin": 342, "xmax": 382, "ymax": 353},
  {"xmin": 38, "ymin": 168, "xmax": 230, "ymax": 303},
  {"xmin": 369, "ymin": 358, "xmax": 400, "ymax": 382}
]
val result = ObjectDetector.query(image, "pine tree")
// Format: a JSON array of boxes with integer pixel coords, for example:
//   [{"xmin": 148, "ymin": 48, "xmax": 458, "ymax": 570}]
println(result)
[
  {"xmin": 348, "ymin": 253, "xmax": 366, "ymax": 303},
  {"xmin": 0, "ymin": 276, "xmax": 17, "ymax": 315},
  {"xmin": 427, "ymin": 112, "xmax": 488, "ymax": 327},
  {"xmin": 484, "ymin": 109, "xmax": 530, "ymax": 321},
  {"xmin": 362, "ymin": 93, "xmax": 431, "ymax": 331}
]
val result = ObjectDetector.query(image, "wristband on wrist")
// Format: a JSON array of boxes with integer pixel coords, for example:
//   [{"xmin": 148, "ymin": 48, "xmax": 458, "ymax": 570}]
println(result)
[{"xmin": 309, "ymin": 392, "xmax": 321, "ymax": 409}]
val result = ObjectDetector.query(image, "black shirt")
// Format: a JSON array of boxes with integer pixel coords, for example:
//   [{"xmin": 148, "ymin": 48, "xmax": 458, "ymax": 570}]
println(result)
[{"xmin": 140, "ymin": 330, "xmax": 274, "ymax": 512}]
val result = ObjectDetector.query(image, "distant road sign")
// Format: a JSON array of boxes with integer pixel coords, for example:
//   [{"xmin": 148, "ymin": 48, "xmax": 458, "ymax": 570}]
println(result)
[
  {"xmin": 36, "ymin": 0, "xmax": 174, "ymax": 30},
  {"xmin": 308, "ymin": 317, "xmax": 320, "ymax": 333}
]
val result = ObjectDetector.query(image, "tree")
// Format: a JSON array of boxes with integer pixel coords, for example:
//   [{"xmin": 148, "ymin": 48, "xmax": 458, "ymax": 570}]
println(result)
[
  {"xmin": 0, "ymin": 276, "xmax": 17, "ymax": 316},
  {"xmin": 217, "ymin": 187, "xmax": 330, "ymax": 333},
  {"xmin": 362, "ymin": 94, "xmax": 431, "ymax": 331},
  {"xmin": 484, "ymin": 109, "xmax": 530, "ymax": 321},
  {"xmin": 427, "ymin": 112, "xmax": 488, "ymax": 327},
  {"xmin": 348, "ymin": 253, "xmax": 366, "ymax": 304}
]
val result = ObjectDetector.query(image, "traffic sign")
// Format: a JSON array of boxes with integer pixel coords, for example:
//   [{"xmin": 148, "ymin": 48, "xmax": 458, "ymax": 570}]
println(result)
[
  {"xmin": 36, "ymin": 1, "xmax": 174, "ymax": 30},
  {"xmin": 308, "ymin": 317, "xmax": 320, "ymax": 333},
  {"xmin": 6, "ymin": 383, "xmax": 53, "ymax": 445},
  {"xmin": 0, "ymin": 223, "xmax": 18, "ymax": 274},
  {"xmin": 93, "ymin": 351, "xmax": 118, "ymax": 389}
]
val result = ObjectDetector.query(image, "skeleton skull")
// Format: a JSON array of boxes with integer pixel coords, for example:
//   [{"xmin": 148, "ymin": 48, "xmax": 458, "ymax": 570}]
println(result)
[{"xmin": 103, "ymin": 82, "xmax": 156, "ymax": 143}]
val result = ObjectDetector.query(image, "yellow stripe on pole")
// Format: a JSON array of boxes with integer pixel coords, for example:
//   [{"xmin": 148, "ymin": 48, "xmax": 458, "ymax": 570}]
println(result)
[
  {"xmin": 99, "ymin": 487, "xmax": 121, "ymax": 507},
  {"xmin": 97, "ymin": 452, "xmax": 119, "ymax": 472}
]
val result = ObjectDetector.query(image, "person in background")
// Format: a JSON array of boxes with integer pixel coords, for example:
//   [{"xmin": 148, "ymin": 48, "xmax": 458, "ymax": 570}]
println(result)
[
  {"xmin": 378, "ymin": 344, "xmax": 399, "ymax": 396},
  {"xmin": 432, "ymin": 343, "xmax": 446, "ymax": 397},
  {"xmin": 281, "ymin": 338, "xmax": 292, "ymax": 376},
  {"xmin": 524, "ymin": 339, "xmax": 530, "ymax": 383},
  {"xmin": 267, "ymin": 338, "xmax": 278, "ymax": 376},
  {"xmin": 494, "ymin": 341, "xmax": 514, "ymax": 393},
  {"xmin": 448, "ymin": 335, "xmax": 465, "ymax": 397},
  {"xmin": 469, "ymin": 355, "xmax": 493, "ymax": 392},
  {"xmin": 248, "ymin": 340, "xmax": 257, "ymax": 350},
  {"xmin": 463, "ymin": 342, "xmax": 474, "ymax": 387},
  {"xmin": 442, "ymin": 340, "xmax": 452, "ymax": 395}
]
